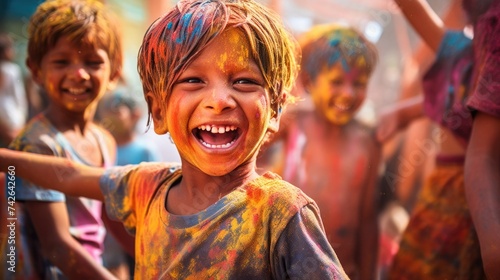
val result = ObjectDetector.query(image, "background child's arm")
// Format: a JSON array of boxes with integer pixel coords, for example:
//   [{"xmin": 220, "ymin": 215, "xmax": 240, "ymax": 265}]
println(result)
[
  {"xmin": 1, "ymin": 148, "xmax": 104, "ymax": 200},
  {"xmin": 394, "ymin": 0, "xmax": 446, "ymax": 51},
  {"xmin": 465, "ymin": 112, "xmax": 500, "ymax": 278},
  {"xmin": 25, "ymin": 201, "xmax": 117, "ymax": 279},
  {"xmin": 376, "ymin": 95, "xmax": 425, "ymax": 143}
]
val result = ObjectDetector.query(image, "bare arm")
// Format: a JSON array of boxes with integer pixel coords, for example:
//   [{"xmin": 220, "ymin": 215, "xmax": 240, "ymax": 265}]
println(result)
[
  {"xmin": 358, "ymin": 140, "xmax": 382, "ymax": 280},
  {"xmin": 376, "ymin": 95, "xmax": 425, "ymax": 143},
  {"xmin": 0, "ymin": 148, "xmax": 104, "ymax": 200},
  {"xmin": 26, "ymin": 201, "xmax": 117, "ymax": 279},
  {"xmin": 394, "ymin": 0, "xmax": 446, "ymax": 51},
  {"xmin": 464, "ymin": 112, "xmax": 500, "ymax": 279}
]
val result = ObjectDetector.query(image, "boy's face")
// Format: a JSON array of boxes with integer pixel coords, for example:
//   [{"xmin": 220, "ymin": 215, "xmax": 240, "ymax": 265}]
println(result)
[
  {"xmin": 308, "ymin": 63, "xmax": 368, "ymax": 125},
  {"xmin": 30, "ymin": 37, "xmax": 114, "ymax": 114},
  {"xmin": 149, "ymin": 29, "xmax": 279, "ymax": 176}
]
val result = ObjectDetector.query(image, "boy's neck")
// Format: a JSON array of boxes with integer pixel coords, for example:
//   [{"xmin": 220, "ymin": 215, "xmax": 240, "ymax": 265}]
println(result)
[
  {"xmin": 44, "ymin": 106, "xmax": 94, "ymax": 133},
  {"xmin": 166, "ymin": 161, "xmax": 260, "ymax": 215}
]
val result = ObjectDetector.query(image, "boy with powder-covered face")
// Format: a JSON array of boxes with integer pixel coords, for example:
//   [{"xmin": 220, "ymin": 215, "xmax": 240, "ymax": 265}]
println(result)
[
  {"xmin": 0, "ymin": 0, "xmax": 350, "ymax": 278},
  {"xmin": 259, "ymin": 24, "xmax": 381, "ymax": 280},
  {"xmin": 1, "ymin": 0, "xmax": 123, "ymax": 279}
]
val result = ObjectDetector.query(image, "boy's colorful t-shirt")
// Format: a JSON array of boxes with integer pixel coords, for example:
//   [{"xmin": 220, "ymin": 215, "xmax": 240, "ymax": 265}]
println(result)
[
  {"xmin": 100, "ymin": 162, "xmax": 349, "ymax": 279},
  {"xmin": 2, "ymin": 114, "xmax": 110, "ymax": 279}
]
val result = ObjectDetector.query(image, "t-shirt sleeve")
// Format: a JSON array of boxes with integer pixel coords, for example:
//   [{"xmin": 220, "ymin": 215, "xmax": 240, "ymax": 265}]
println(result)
[
  {"xmin": 10, "ymin": 138, "xmax": 65, "ymax": 202},
  {"xmin": 272, "ymin": 204, "xmax": 349, "ymax": 279},
  {"xmin": 100, "ymin": 164, "xmax": 139, "ymax": 235},
  {"xmin": 100, "ymin": 162, "xmax": 177, "ymax": 235},
  {"xmin": 467, "ymin": 4, "xmax": 500, "ymax": 118}
]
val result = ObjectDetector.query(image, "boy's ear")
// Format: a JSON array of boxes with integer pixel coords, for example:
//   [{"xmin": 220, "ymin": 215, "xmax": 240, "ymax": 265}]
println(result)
[
  {"xmin": 26, "ymin": 58, "xmax": 42, "ymax": 85},
  {"xmin": 107, "ymin": 71, "xmax": 122, "ymax": 92},
  {"xmin": 268, "ymin": 112, "xmax": 281, "ymax": 133},
  {"xmin": 268, "ymin": 93, "xmax": 286, "ymax": 133},
  {"xmin": 146, "ymin": 92, "xmax": 168, "ymax": 135}
]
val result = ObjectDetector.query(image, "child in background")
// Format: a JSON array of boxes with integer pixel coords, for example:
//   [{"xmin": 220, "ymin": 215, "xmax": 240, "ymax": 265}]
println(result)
[
  {"xmin": 377, "ymin": 0, "xmax": 495, "ymax": 278},
  {"xmin": 0, "ymin": 0, "xmax": 349, "ymax": 278},
  {"xmin": 463, "ymin": 0, "xmax": 500, "ymax": 278},
  {"xmin": 97, "ymin": 82, "xmax": 160, "ymax": 166},
  {"xmin": 97, "ymin": 84, "xmax": 160, "ymax": 279},
  {"xmin": 0, "ymin": 33, "xmax": 28, "ymax": 147},
  {"xmin": 1, "ymin": 0, "xmax": 122, "ymax": 278},
  {"xmin": 259, "ymin": 24, "xmax": 381, "ymax": 280}
]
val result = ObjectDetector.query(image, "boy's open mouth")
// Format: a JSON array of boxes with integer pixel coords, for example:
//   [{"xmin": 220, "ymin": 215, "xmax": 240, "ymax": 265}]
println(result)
[
  {"xmin": 194, "ymin": 125, "xmax": 240, "ymax": 149},
  {"xmin": 329, "ymin": 99, "xmax": 354, "ymax": 112}
]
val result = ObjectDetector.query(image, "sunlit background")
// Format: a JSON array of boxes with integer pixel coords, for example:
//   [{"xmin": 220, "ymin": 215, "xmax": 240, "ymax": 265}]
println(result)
[{"xmin": 0, "ymin": 0, "xmax": 452, "ymax": 162}]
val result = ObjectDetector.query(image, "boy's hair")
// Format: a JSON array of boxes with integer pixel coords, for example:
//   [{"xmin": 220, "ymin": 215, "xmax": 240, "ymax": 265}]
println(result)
[
  {"xmin": 138, "ymin": 0, "xmax": 299, "ymax": 124},
  {"xmin": 299, "ymin": 24, "xmax": 378, "ymax": 86},
  {"xmin": 27, "ymin": 0, "xmax": 122, "ymax": 78}
]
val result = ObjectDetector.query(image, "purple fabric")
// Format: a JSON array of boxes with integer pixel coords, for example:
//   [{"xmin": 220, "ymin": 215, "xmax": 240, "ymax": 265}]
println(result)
[
  {"xmin": 467, "ymin": 2, "xmax": 500, "ymax": 118},
  {"xmin": 422, "ymin": 31, "xmax": 474, "ymax": 144}
]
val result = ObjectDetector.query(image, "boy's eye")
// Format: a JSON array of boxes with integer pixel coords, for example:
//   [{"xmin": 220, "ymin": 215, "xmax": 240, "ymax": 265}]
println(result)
[
  {"xmin": 330, "ymin": 79, "xmax": 343, "ymax": 87},
  {"xmin": 234, "ymin": 79, "xmax": 256, "ymax": 85},
  {"xmin": 183, "ymin": 78, "xmax": 202, "ymax": 83},
  {"xmin": 52, "ymin": 59, "xmax": 69, "ymax": 65},
  {"xmin": 354, "ymin": 81, "xmax": 367, "ymax": 89},
  {"xmin": 233, "ymin": 78, "xmax": 262, "ymax": 91},
  {"xmin": 177, "ymin": 77, "xmax": 203, "ymax": 84},
  {"xmin": 88, "ymin": 60, "xmax": 104, "ymax": 66}
]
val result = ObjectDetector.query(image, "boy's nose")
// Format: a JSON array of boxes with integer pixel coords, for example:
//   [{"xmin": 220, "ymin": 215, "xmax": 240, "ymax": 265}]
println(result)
[
  {"xmin": 205, "ymin": 87, "xmax": 236, "ymax": 113},
  {"xmin": 69, "ymin": 65, "xmax": 91, "ymax": 81}
]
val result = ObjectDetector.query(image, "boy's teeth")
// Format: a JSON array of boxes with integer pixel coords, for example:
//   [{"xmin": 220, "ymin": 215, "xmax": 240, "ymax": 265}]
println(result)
[
  {"xmin": 201, "ymin": 139, "xmax": 236, "ymax": 149},
  {"xmin": 68, "ymin": 88, "xmax": 86, "ymax": 94},
  {"xmin": 199, "ymin": 125, "xmax": 236, "ymax": 134}
]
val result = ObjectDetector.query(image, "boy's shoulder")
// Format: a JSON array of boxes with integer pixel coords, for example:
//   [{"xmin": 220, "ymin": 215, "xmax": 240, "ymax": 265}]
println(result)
[
  {"xmin": 9, "ymin": 114, "xmax": 58, "ymax": 154},
  {"xmin": 250, "ymin": 172, "xmax": 314, "ymax": 208}
]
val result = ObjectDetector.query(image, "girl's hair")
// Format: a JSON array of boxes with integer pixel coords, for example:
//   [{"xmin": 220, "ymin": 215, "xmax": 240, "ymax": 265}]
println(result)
[
  {"xmin": 299, "ymin": 24, "xmax": 378, "ymax": 86},
  {"xmin": 138, "ymin": 0, "xmax": 299, "ymax": 125},
  {"xmin": 27, "ymin": 0, "xmax": 122, "ymax": 78}
]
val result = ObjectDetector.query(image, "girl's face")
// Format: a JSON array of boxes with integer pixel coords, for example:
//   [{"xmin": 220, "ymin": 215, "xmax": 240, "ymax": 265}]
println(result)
[
  {"xmin": 308, "ymin": 63, "xmax": 369, "ymax": 125},
  {"xmin": 152, "ymin": 29, "xmax": 279, "ymax": 176},
  {"xmin": 31, "ymin": 36, "xmax": 114, "ymax": 115}
]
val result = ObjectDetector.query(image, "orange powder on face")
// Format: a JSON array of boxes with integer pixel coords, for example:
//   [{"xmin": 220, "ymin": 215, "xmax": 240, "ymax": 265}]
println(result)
[{"xmin": 215, "ymin": 30, "xmax": 251, "ymax": 73}]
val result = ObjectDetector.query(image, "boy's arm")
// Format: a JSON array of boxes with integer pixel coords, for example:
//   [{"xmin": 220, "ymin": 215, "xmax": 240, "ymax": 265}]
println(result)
[
  {"xmin": 1, "ymin": 148, "xmax": 104, "ymax": 200},
  {"xmin": 358, "ymin": 140, "xmax": 382, "ymax": 280},
  {"xmin": 464, "ymin": 112, "xmax": 500, "ymax": 278},
  {"xmin": 274, "ymin": 205, "xmax": 349, "ymax": 279},
  {"xmin": 25, "ymin": 201, "xmax": 117, "ymax": 279},
  {"xmin": 394, "ymin": 0, "xmax": 445, "ymax": 51},
  {"xmin": 376, "ymin": 95, "xmax": 425, "ymax": 143}
]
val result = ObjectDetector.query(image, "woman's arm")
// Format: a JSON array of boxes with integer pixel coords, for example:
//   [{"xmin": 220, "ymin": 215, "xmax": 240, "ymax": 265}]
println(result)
[{"xmin": 1, "ymin": 148, "xmax": 104, "ymax": 200}]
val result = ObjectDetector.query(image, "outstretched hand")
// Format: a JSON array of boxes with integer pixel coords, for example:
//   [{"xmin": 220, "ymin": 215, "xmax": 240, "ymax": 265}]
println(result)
[{"xmin": 376, "ymin": 108, "xmax": 402, "ymax": 143}]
